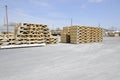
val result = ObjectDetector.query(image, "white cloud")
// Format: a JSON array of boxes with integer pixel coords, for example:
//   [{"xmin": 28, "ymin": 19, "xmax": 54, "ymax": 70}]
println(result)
[{"xmin": 88, "ymin": 0, "xmax": 104, "ymax": 3}]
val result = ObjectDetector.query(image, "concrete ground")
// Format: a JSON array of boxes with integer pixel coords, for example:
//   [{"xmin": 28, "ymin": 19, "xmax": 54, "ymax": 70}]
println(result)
[{"xmin": 0, "ymin": 37, "xmax": 120, "ymax": 80}]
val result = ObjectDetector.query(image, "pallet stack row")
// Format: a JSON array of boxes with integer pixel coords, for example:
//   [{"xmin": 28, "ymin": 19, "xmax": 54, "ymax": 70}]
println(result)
[
  {"xmin": 0, "ymin": 23, "xmax": 58, "ymax": 46},
  {"xmin": 61, "ymin": 26, "xmax": 103, "ymax": 44}
]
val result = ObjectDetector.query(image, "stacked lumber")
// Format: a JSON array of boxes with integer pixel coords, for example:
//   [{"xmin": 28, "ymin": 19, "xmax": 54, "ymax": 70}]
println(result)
[{"xmin": 61, "ymin": 26, "xmax": 103, "ymax": 44}]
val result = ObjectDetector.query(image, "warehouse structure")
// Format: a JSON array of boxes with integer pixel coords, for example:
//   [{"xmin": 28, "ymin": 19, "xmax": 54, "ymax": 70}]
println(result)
[{"xmin": 61, "ymin": 26, "xmax": 103, "ymax": 44}]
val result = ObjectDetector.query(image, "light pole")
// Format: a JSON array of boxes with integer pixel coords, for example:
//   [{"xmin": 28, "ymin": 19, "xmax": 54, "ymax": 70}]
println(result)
[{"xmin": 5, "ymin": 5, "xmax": 9, "ymax": 34}]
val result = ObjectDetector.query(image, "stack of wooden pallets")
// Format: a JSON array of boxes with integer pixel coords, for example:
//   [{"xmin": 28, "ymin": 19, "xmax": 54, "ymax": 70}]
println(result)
[
  {"xmin": 49, "ymin": 37, "xmax": 58, "ymax": 44},
  {"xmin": 0, "ymin": 23, "xmax": 58, "ymax": 46},
  {"xmin": 41, "ymin": 24, "xmax": 51, "ymax": 44},
  {"xmin": 61, "ymin": 27, "xmax": 70, "ymax": 43},
  {"xmin": 20, "ymin": 23, "xmax": 58, "ymax": 44},
  {"xmin": 27, "ymin": 24, "xmax": 45, "ymax": 44},
  {"xmin": 1, "ymin": 32, "xmax": 15, "ymax": 45},
  {"xmin": 61, "ymin": 26, "xmax": 103, "ymax": 44},
  {"xmin": 15, "ymin": 23, "xmax": 28, "ymax": 45},
  {"xmin": 90, "ymin": 27, "xmax": 103, "ymax": 42},
  {"xmin": 15, "ymin": 23, "xmax": 50, "ymax": 45}
]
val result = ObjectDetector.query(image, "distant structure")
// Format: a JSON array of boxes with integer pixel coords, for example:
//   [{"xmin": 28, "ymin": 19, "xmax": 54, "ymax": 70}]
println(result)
[
  {"xmin": 51, "ymin": 28, "xmax": 62, "ymax": 36},
  {"xmin": 103, "ymin": 28, "xmax": 120, "ymax": 37}
]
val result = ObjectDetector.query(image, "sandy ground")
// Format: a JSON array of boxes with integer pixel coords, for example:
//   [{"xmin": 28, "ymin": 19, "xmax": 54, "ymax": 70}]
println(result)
[{"xmin": 0, "ymin": 37, "xmax": 120, "ymax": 80}]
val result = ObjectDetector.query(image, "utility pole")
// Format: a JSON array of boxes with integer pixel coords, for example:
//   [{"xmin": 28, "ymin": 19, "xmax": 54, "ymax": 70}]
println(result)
[
  {"xmin": 5, "ymin": 5, "xmax": 9, "ymax": 34},
  {"xmin": 4, "ymin": 17, "xmax": 6, "ymax": 26},
  {"xmin": 71, "ymin": 18, "xmax": 73, "ymax": 26}
]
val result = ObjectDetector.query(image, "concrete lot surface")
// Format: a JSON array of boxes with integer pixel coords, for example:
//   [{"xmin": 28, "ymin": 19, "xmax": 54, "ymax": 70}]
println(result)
[{"xmin": 0, "ymin": 37, "xmax": 120, "ymax": 80}]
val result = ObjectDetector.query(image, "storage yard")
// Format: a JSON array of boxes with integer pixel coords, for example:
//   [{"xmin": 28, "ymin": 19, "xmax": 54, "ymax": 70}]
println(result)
[
  {"xmin": 0, "ymin": 0, "xmax": 120, "ymax": 80},
  {"xmin": 0, "ymin": 23, "xmax": 103, "ymax": 48},
  {"xmin": 0, "ymin": 37, "xmax": 120, "ymax": 80}
]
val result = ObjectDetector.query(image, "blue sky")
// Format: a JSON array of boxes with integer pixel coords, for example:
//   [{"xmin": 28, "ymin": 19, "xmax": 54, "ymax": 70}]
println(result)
[{"xmin": 0, "ymin": 0, "xmax": 120, "ymax": 30}]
